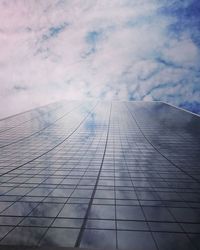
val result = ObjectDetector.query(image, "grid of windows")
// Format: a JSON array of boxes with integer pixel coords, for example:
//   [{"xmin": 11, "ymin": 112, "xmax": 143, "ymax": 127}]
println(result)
[{"xmin": 0, "ymin": 101, "xmax": 199, "ymax": 250}]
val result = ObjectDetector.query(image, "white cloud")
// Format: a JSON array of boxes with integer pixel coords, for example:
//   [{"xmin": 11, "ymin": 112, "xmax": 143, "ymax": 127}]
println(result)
[
  {"xmin": 163, "ymin": 36, "xmax": 200, "ymax": 68},
  {"xmin": 0, "ymin": 0, "xmax": 199, "ymax": 117}
]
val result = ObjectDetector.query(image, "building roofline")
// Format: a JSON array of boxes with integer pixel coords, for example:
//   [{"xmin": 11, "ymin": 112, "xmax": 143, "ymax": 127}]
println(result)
[
  {"xmin": 121, "ymin": 100, "xmax": 200, "ymax": 118},
  {"xmin": 0, "ymin": 100, "xmax": 60, "ymax": 122},
  {"xmin": 0, "ymin": 99, "xmax": 74, "ymax": 121},
  {"xmin": 161, "ymin": 101, "xmax": 200, "ymax": 118},
  {"xmin": 0, "ymin": 100, "xmax": 199, "ymax": 121}
]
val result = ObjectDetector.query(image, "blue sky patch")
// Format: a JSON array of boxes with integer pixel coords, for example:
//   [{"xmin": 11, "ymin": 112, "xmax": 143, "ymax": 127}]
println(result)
[{"xmin": 42, "ymin": 22, "xmax": 69, "ymax": 41}]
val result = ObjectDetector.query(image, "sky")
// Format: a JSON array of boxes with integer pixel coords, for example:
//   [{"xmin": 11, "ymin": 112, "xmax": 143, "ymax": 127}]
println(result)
[{"xmin": 0, "ymin": 0, "xmax": 200, "ymax": 118}]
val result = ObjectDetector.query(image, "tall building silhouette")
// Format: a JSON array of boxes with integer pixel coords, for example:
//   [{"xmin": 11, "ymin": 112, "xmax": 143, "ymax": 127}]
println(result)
[{"xmin": 0, "ymin": 101, "xmax": 199, "ymax": 250}]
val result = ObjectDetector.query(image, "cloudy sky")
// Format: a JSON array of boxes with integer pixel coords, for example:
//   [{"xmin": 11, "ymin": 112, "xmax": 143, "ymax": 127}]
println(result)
[{"xmin": 0, "ymin": 0, "xmax": 200, "ymax": 118}]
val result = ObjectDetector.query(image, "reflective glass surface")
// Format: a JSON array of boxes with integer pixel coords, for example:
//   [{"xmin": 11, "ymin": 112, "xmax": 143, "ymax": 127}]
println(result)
[{"xmin": 0, "ymin": 101, "xmax": 199, "ymax": 249}]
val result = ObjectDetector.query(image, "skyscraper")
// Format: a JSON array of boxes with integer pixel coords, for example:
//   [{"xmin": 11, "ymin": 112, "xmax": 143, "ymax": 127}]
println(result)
[{"xmin": 0, "ymin": 101, "xmax": 199, "ymax": 250}]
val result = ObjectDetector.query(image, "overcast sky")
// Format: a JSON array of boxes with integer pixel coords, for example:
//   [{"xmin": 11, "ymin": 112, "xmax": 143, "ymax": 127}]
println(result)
[{"xmin": 0, "ymin": 0, "xmax": 200, "ymax": 118}]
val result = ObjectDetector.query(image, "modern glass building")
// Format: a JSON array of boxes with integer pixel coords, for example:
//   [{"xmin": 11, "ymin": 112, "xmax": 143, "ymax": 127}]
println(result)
[{"xmin": 0, "ymin": 101, "xmax": 199, "ymax": 250}]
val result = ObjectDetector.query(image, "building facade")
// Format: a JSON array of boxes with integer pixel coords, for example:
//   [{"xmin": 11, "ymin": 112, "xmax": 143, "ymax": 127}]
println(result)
[{"xmin": 0, "ymin": 101, "xmax": 199, "ymax": 250}]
